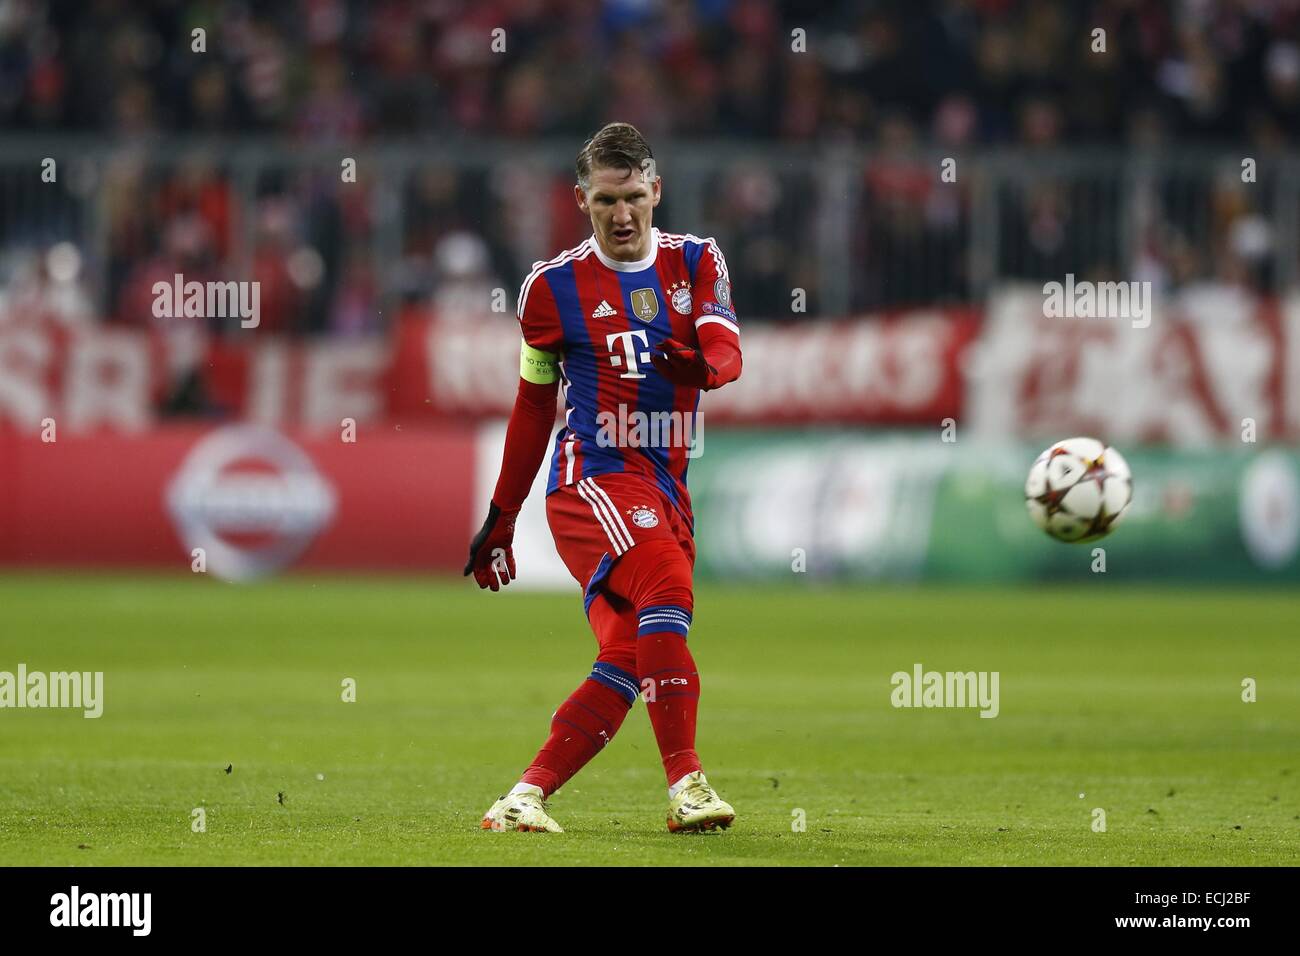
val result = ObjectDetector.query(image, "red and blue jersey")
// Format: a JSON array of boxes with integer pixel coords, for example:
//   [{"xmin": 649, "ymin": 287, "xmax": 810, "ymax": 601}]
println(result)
[{"xmin": 516, "ymin": 228, "xmax": 740, "ymax": 529}]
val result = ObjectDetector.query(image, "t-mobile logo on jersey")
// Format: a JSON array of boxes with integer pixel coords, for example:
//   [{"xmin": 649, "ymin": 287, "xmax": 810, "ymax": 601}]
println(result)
[{"xmin": 606, "ymin": 329, "xmax": 651, "ymax": 379}]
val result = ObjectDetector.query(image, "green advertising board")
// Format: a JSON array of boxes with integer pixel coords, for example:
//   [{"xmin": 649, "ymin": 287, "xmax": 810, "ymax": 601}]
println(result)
[{"xmin": 687, "ymin": 432, "xmax": 1300, "ymax": 583}]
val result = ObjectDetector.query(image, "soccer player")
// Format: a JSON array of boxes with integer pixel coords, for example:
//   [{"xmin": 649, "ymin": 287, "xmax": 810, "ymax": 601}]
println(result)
[{"xmin": 465, "ymin": 122, "xmax": 743, "ymax": 833}]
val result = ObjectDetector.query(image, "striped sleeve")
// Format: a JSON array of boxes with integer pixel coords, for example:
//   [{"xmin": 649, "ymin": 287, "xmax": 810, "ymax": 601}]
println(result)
[
  {"xmin": 516, "ymin": 267, "xmax": 564, "ymax": 354},
  {"xmin": 689, "ymin": 237, "xmax": 739, "ymax": 337}
]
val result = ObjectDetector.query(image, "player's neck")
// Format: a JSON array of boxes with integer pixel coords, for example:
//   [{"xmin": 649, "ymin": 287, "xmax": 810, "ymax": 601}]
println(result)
[{"xmin": 591, "ymin": 228, "xmax": 658, "ymax": 271}]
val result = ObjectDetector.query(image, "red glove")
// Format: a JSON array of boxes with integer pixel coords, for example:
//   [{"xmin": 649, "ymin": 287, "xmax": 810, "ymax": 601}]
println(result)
[
  {"xmin": 651, "ymin": 337, "xmax": 720, "ymax": 389},
  {"xmin": 464, "ymin": 502, "xmax": 520, "ymax": 591}
]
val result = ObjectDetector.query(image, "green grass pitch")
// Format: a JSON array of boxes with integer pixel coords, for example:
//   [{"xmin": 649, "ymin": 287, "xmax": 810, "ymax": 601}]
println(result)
[{"xmin": 1, "ymin": 574, "xmax": 1296, "ymax": 866}]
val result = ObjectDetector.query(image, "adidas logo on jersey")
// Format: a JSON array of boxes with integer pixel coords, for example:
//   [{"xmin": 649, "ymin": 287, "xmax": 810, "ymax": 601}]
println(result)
[{"xmin": 592, "ymin": 300, "xmax": 617, "ymax": 318}]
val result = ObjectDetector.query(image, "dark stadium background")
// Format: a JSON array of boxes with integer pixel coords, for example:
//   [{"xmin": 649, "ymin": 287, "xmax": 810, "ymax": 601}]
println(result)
[
  {"xmin": 0, "ymin": 1, "xmax": 1296, "ymax": 872},
  {"xmin": 2, "ymin": 0, "xmax": 1296, "ymax": 581}
]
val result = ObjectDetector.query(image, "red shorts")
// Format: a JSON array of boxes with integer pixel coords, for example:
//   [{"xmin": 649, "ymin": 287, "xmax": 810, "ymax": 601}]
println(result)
[{"xmin": 546, "ymin": 472, "xmax": 695, "ymax": 649}]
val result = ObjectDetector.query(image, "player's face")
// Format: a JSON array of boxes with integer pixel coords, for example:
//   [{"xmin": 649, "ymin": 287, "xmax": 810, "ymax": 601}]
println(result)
[{"xmin": 576, "ymin": 164, "xmax": 662, "ymax": 261}]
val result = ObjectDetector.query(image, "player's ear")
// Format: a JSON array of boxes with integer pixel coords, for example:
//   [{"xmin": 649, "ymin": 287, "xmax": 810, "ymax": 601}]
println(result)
[
  {"xmin": 574, "ymin": 183, "xmax": 589, "ymax": 215},
  {"xmin": 651, "ymin": 177, "xmax": 662, "ymax": 208}
]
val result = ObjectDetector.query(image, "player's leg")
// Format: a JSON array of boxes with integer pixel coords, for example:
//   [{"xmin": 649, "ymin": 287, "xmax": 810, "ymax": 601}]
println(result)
[
  {"xmin": 603, "ymin": 523, "xmax": 735, "ymax": 832},
  {"xmin": 481, "ymin": 487, "xmax": 638, "ymax": 832},
  {"xmin": 515, "ymin": 592, "xmax": 639, "ymax": 796},
  {"xmin": 606, "ymin": 538, "xmax": 699, "ymax": 780}
]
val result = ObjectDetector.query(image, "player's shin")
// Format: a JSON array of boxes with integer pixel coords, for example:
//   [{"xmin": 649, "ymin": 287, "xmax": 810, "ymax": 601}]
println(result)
[
  {"xmin": 635, "ymin": 607, "xmax": 703, "ymax": 787},
  {"xmin": 518, "ymin": 662, "xmax": 637, "ymax": 797}
]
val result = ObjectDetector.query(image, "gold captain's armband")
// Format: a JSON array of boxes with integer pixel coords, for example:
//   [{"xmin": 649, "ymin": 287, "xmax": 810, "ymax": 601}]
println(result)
[{"xmin": 520, "ymin": 341, "xmax": 559, "ymax": 384}]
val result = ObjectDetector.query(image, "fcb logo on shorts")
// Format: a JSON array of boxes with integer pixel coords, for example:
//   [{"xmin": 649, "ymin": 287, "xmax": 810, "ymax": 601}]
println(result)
[
  {"xmin": 629, "ymin": 288, "xmax": 659, "ymax": 323},
  {"xmin": 627, "ymin": 505, "xmax": 659, "ymax": 528}
]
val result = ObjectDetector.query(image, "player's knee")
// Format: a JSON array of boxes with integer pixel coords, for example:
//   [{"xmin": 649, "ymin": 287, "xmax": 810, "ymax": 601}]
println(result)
[{"xmin": 587, "ymin": 660, "xmax": 638, "ymax": 706}]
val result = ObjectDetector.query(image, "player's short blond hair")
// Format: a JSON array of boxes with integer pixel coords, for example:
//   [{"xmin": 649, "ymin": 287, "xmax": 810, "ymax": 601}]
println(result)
[{"xmin": 576, "ymin": 122, "xmax": 655, "ymax": 192}]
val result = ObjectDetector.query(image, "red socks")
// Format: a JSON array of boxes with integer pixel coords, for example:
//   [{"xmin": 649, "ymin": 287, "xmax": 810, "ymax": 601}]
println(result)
[
  {"xmin": 636, "ymin": 605, "xmax": 702, "ymax": 785},
  {"xmin": 519, "ymin": 664, "xmax": 636, "ymax": 797},
  {"xmin": 519, "ymin": 540, "xmax": 704, "ymax": 795},
  {"xmin": 516, "ymin": 624, "xmax": 702, "ymax": 797}
]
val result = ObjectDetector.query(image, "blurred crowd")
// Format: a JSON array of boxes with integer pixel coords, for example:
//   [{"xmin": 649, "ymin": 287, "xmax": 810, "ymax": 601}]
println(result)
[
  {"xmin": 0, "ymin": 0, "xmax": 1294, "ymax": 333},
  {"xmin": 7, "ymin": 0, "xmax": 1299, "ymax": 145}
]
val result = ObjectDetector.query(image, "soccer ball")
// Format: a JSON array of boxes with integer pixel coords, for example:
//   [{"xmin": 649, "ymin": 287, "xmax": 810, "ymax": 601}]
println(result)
[{"xmin": 1024, "ymin": 437, "xmax": 1132, "ymax": 543}]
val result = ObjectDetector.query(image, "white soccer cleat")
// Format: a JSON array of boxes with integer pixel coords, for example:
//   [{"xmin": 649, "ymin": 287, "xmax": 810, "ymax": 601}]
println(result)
[
  {"xmin": 480, "ymin": 787, "xmax": 564, "ymax": 833},
  {"xmin": 666, "ymin": 772, "xmax": 735, "ymax": 833}
]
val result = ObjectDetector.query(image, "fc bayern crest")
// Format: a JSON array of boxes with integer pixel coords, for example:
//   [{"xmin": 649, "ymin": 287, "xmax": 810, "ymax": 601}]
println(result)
[
  {"xmin": 628, "ymin": 505, "xmax": 659, "ymax": 528},
  {"xmin": 669, "ymin": 280, "xmax": 692, "ymax": 315}
]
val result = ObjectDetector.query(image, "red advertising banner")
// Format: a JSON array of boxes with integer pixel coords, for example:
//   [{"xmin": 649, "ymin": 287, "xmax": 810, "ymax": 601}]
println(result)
[
  {"xmin": 0, "ymin": 424, "xmax": 475, "ymax": 576},
  {"xmin": 3, "ymin": 294, "xmax": 1297, "ymax": 440},
  {"xmin": 0, "ymin": 308, "xmax": 976, "ymax": 432},
  {"xmin": 968, "ymin": 289, "xmax": 1300, "ymax": 445},
  {"xmin": 396, "ymin": 309, "xmax": 979, "ymax": 425}
]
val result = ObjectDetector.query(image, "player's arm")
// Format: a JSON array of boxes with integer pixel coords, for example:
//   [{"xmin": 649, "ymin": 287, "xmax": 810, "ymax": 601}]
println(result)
[
  {"xmin": 651, "ymin": 237, "xmax": 741, "ymax": 390},
  {"xmin": 464, "ymin": 279, "xmax": 563, "ymax": 591}
]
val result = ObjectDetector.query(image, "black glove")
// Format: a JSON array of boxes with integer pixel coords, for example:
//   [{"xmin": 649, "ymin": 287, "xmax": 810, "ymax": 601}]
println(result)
[{"xmin": 464, "ymin": 502, "xmax": 520, "ymax": 591}]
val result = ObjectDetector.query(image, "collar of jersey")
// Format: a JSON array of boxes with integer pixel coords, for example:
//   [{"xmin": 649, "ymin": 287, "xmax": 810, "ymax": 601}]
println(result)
[{"xmin": 588, "ymin": 228, "xmax": 658, "ymax": 271}]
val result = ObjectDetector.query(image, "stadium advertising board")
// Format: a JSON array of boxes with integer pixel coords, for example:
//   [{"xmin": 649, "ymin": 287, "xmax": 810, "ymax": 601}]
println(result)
[
  {"xmin": 0, "ymin": 424, "xmax": 474, "ymax": 577},
  {"xmin": 687, "ymin": 433, "xmax": 1300, "ymax": 583}
]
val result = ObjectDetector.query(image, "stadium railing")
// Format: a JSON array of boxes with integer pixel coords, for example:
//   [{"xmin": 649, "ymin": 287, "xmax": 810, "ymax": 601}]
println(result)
[{"xmin": 0, "ymin": 138, "xmax": 1294, "ymax": 327}]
